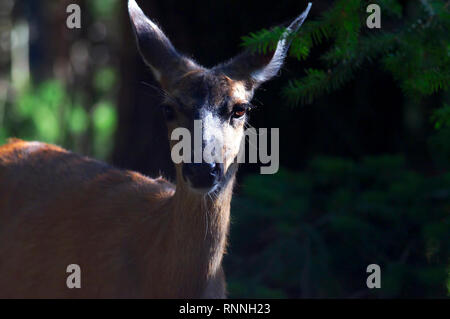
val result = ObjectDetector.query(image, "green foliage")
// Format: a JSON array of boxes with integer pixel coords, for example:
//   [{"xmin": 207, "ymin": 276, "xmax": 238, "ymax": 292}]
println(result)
[
  {"xmin": 0, "ymin": 70, "xmax": 118, "ymax": 160},
  {"xmin": 226, "ymin": 156, "xmax": 450, "ymax": 298},
  {"xmin": 88, "ymin": 0, "xmax": 120, "ymax": 19},
  {"xmin": 242, "ymin": 27, "xmax": 287, "ymax": 56},
  {"xmin": 15, "ymin": 81, "xmax": 66, "ymax": 143},
  {"xmin": 428, "ymin": 103, "xmax": 450, "ymax": 167},
  {"xmin": 94, "ymin": 67, "xmax": 117, "ymax": 94},
  {"xmin": 431, "ymin": 104, "xmax": 450, "ymax": 130},
  {"xmin": 92, "ymin": 100, "xmax": 118, "ymax": 159},
  {"xmin": 377, "ymin": 0, "xmax": 403, "ymax": 18},
  {"xmin": 0, "ymin": 1, "xmax": 120, "ymax": 160},
  {"xmin": 242, "ymin": 0, "xmax": 449, "ymax": 108}
]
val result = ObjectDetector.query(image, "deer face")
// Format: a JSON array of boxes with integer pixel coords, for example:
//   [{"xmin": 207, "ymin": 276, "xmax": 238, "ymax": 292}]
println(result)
[
  {"xmin": 164, "ymin": 71, "xmax": 252, "ymax": 193},
  {"xmin": 128, "ymin": 0, "xmax": 311, "ymax": 194}
]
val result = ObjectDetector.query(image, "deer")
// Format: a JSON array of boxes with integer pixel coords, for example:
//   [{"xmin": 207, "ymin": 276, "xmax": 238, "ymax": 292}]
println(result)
[{"xmin": 0, "ymin": 0, "xmax": 311, "ymax": 298}]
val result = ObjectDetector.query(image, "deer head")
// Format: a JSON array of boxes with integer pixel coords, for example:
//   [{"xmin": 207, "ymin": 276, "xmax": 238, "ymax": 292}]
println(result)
[{"xmin": 128, "ymin": 0, "xmax": 311, "ymax": 195}]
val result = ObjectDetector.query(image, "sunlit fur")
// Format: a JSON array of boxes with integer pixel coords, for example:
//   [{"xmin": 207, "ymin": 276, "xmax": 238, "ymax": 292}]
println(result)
[{"xmin": 0, "ymin": 139, "xmax": 230, "ymax": 298}]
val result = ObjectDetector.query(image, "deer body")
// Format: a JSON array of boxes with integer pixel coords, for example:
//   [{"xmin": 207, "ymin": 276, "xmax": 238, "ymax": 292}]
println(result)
[
  {"xmin": 0, "ymin": 139, "xmax": 230, "ymax": 298},
  {"xmin": 0, "ymin": 1, "xmax": 310, "ymax": 298}
]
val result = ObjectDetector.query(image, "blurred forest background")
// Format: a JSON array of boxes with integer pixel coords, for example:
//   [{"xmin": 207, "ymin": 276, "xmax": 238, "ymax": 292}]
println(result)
[{"xmin": 0, "ymin": 0, "xmax": 448, "ymax": 298}]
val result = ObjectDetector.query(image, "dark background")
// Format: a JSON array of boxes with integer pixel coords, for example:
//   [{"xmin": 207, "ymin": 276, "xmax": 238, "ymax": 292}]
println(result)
[{"xmin": 0, "ymin": 0, "xmax": 448, "ymax": 298}]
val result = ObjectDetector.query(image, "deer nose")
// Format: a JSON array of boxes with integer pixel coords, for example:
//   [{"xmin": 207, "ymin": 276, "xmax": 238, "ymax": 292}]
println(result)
[{"xmin": 182, "ymin": 162, "xmax": 224, "ymax": 191}]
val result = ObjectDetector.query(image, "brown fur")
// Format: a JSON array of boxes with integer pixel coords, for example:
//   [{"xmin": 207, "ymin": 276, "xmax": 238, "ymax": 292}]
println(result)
[{"xmin": 0, "ymin": 139, "xmax": 232, "ymax": 298}]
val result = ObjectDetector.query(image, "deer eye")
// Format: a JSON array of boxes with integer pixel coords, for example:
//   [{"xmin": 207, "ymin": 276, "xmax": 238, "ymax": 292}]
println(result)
[{"xmin": 232, "ymin": 106, "xmax": 247, "ymax": 119}]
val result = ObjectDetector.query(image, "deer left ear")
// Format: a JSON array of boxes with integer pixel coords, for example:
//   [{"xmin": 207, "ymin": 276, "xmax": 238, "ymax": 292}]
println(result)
[
  {"xmin": 128, "ymin": 0, "xmax": 201, "ymax": 88},
  {"xmin": 216, "ymin": 3, "xmax": 312, "ymax": 90}
]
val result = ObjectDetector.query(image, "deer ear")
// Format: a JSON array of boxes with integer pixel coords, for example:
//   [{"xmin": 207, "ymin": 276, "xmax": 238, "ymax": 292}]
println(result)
[
  {"xmin": 128, "ymin": 0, "xmax": 200, "ymax": 86},
  {"xmin": 217, "ymin": 3, "xmax": 312, "ymax": 89}
]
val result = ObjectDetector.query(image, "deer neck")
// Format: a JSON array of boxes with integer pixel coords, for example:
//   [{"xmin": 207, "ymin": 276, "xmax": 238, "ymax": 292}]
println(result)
[
  {"xmin": 171, "ymin": 174, "xmax": 235, "ymax": 268},
  {"xmin": 149, "ymin": 170, "xmax": 236, "ymax": 296}
]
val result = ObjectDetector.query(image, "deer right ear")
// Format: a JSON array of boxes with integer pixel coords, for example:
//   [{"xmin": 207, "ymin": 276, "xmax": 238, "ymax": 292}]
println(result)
[
  {"xmin": 216, "ymin": 3, "xmax": 312, "ymax": 91},
  {"xmin": 128, "ymin": 0, "xmax": 200, "ymax": 86}
]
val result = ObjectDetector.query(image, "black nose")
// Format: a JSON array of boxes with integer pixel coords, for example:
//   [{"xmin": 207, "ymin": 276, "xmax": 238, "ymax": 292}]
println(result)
[{"xmin": 182, "ymin": 162, "xmax": 224, "ymax": 190}]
